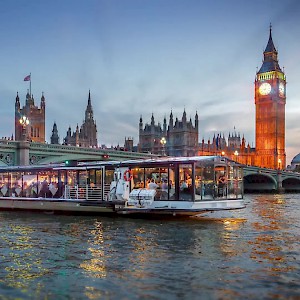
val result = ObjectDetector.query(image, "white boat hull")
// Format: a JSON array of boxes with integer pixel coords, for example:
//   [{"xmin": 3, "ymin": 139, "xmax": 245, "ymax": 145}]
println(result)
[
  {"xmin": 118, "ymin": 199, "xmax": 245, "ymax": 216},
  {"xmin": 0, "ymin": 197, "xmax": 119, "ymax": 214}
]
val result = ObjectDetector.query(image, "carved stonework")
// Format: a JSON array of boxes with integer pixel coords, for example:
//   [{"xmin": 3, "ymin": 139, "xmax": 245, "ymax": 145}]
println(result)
[
  {"xmin": 29, "ymin": 155, "xmax": 45, "ymax": 165},
  {"xmin": 0, "ymin": 153, "xmax": 15, "ymax": 166}
]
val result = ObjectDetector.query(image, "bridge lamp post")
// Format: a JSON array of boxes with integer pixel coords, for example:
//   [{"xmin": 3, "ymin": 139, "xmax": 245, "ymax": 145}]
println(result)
[
  {"xmin": 278, "ymin": 159, "xmax": 282, "ymax": 170},
  {"xmin": 234, "ymin": 150, "xmax": 239, "ymax": 162},
  {"xmin": 160, "ymin": 137, "xmax": 166, "ymax": 156},
  {"xmin": 19, "ymin": 116, "xmax": 30, "ymax": 141}
]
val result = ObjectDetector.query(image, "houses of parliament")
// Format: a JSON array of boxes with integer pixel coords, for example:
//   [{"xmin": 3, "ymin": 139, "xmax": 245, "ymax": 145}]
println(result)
[
  {"xmin": 15, "ymin": 90, "xmax": 98, "ymax": 149},
  {"xmin": 14, "ymin": 27, "xmax": 286, "ymax": 170}
]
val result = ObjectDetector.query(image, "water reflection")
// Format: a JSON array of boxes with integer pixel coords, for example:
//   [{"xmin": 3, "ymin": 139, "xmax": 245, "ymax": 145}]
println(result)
[
  {"xmin": 0, "ymin": 196, "xmax": 299, "ymax": 300},
  {"xmin": 80, "ymin": 221, "xmax": 107, "ymax": 279},
  {"xmin": 0, "ymin": 219, "xmax": 48, "ymax": 294},
  {"xmin": 248, "ymin": 194, "xmax": 299, "ymax": 294}
]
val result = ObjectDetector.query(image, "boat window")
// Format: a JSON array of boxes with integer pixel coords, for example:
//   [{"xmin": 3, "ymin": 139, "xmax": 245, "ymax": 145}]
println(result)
[
  {"xmin": 195, "ymin": 166, "xmax": 203, "ymax": 201},
  {"xmin": 105, "ymin": 169, "xmax": 114, "ymax": 185},
  {"xmin": 168, "ymin": 166, "xmax": 176, "ymax": 200},
  {"xmin": 132, "ymin": 167, "xmax": 144, "ymax": 188},
  {"xmin": 179, "ymin": 164, "xmax": 193, "ymax": 201},
  {"xmin": 37, "ymin": 170, "xmax": 59, "ymax": 198},
  {"xmin": 0, "ymin": 172, "xmax": 9, "ymax": 197},
  {"xmin": 227, "ymin": 166, "xmax": 243, "ymax": 198},
  {"xmin": 105, "ymin": 169, "xmax": 114, "ymax": 197},
  {"xmin": 130, "ymin": 166, "xmax": 175, "ymax": 200},
  {"xmin": 89, "ymin": 170, "xmax": 95, "ymax": 184},
  {"xmin": 23, "ymin": 172, "xmax": 38, "ymax": 198},
  {"xmin": 202, "ymin": 165, "xmax": 214, "ymax": 200},
  {"xmin": 145, "ymin": 167, "xmax": 163, "ymax": 189},
  {"xmin": 78, "ymin": 170, "xmax": 88, "ymax": 186},
  {"xmin": 215, "ymin": 166, "xmax": 227, "ymax": 199},
  {"xmin": 10, "ymin": 172, "xmax": 23, "ymax": 197},
  {"xmin": 95, "ymin": 170, "xmax": 102, "ymax": 185},
  {"xmin": 66, "ymin": 170, "xmax": 77, "ymax": 186}
]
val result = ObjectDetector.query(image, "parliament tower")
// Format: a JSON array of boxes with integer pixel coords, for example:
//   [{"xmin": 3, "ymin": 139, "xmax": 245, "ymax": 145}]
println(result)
[
  {"xmin": 255, "ymin": 26, "xmax": 286, "ymax": 169},
  {"xmin": 15, "ymin": 91, "xmax": 45, "ymax": 143}
]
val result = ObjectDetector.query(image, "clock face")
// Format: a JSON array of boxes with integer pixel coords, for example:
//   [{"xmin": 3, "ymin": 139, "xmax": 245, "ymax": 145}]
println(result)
[
  {"xmin": 279, "ymin": 82, "xmax": 285, "ymax": 96},
  {"xmin": 259, "ymin": 82, "xmax": 271, "ymax": 95}
]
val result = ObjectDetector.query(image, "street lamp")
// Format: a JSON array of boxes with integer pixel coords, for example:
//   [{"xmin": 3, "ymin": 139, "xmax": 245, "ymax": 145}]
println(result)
[
  {"xmin": 160, "ymin": 137, "xmax": 166, "ymax": 156},
  {"xmin": 278, "ymin": 158, "xmax": 282, "ymax": 170},
  {"xmin": 234, "ymin": 150, "xmax": 239, "ymax": 162},
  {"xmin": 19, "ymin": 115, "xmax": 30, "ymax": 140}
]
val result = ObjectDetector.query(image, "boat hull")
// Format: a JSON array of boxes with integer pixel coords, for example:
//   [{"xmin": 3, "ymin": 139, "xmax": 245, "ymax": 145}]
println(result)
[
  {"xmin": 118, "ymin": 199, "xmax": 245, "ymax": 216},
  {"xmin": 0, "ymin": 198, "xmax": 245, "ymax": 217},
  {"xmin": 0, "ymin": 197, "xmax": 122, "ymax": 215}
]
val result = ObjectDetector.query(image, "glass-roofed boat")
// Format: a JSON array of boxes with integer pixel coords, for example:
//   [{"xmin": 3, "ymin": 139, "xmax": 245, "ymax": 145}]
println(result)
[{"xmin": 0, "ymin": 156, "xmax": 245, "ymax": 216}]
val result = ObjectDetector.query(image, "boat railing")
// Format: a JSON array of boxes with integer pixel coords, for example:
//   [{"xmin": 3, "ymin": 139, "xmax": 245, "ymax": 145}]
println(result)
[{"xmin": 64, "ymin": 184, "xmax": 111, "ymax": 201}]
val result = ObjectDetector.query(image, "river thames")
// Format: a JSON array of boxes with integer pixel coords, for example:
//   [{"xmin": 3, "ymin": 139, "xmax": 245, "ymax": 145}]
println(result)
[{"xmin": 0, "ymin": 194, "xmax": 299, "ymax": 300}]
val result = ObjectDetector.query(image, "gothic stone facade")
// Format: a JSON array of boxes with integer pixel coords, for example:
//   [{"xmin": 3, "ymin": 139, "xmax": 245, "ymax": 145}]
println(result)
[
  {"xmin": 50, "ymin": 90, "xmax": 98, "ymax": 148},
  {"xmin": 15, "ymin": 91, "xmax": 45, "ymax": 143},
  {"xmin": 138, "ymin": 110, "xmax": 199, "ymax": 157}
]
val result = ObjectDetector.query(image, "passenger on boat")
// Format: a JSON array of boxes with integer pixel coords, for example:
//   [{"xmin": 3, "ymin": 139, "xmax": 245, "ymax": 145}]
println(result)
[
  {"xmin": 217, "ymin": 175, "xmax": 226, "ymax": 197},
  {"xmin": 40, "ymin": 179, "xmax": 49, "ymax": 198},
  {"xmin": 148, "ymin": 178, "xmax": 159, "ymax": 190},
  {"xmin": 160, "ymin": 179, "xmax": 168, "ymax": 200},
  {"xmin": 180, "ymin": 180, "xmax": 188, "ymax": 191}
]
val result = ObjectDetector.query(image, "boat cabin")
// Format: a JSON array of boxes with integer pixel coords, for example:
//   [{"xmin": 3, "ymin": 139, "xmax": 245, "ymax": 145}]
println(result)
[{"xmin": 0, "ymin": 156, "xmax": 243, "ymax": 202}]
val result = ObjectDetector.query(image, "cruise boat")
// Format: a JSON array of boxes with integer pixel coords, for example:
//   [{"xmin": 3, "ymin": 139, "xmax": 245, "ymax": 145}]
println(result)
[{"xmin": 0, "ymin": 156, "xmax": 245, "ymax": 216}]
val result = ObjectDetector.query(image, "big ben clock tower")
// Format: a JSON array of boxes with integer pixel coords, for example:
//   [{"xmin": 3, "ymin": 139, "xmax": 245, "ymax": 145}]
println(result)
[{"xmin": 255, "ymin": 25, "xmax": 286, "ymax": 169}]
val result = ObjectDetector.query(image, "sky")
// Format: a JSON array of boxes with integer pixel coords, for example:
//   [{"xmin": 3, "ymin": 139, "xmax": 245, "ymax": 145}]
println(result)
[{"xmin": 1, "ymin": 0, "xmax": 300, "ymax": 165}]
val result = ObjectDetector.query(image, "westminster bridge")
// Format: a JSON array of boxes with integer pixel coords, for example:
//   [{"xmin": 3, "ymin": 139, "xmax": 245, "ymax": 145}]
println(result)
[
  {"xmin": 0, "ymin": 140, "xmax": 154, "ymax": 166},
  {"xmin": 1, "ymin": 140, "xmax": 300, "ymax": 192}
]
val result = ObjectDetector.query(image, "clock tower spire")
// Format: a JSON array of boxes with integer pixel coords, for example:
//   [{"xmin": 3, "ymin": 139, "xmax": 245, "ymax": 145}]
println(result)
[{"xmin": 255, "ymin": 25, "xmax": 286, "ymax": 169}]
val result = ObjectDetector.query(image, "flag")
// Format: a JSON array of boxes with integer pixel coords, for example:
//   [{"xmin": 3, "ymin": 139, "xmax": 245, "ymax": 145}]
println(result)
[{"xmin": 24, "ymin": 75, "xmax": 31, "ymax": 81}]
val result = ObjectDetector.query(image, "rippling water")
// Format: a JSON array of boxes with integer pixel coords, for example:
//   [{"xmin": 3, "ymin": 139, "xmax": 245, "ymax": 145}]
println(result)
[{"xmin": 0, "ymin": 194, "xmax": 299, "ymax": 299}]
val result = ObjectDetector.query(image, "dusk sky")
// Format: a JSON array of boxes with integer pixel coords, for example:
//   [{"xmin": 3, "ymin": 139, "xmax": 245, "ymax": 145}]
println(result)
[{"xmin": 1, "ymin": 0, "xmax": 300, "ymax": 165}]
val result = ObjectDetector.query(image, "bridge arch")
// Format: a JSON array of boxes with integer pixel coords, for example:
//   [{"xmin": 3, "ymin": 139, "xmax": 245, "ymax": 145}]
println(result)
[
  {"xmin": 243, "ymin": 173, "xmax": 277, "ymax": 193},
  {"xmin": 282, "ymin": 177, "xmax": 300, "ymax": 192}
]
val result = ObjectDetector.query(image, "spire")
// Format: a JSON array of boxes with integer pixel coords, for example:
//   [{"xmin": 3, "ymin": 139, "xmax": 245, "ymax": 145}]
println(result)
[
  {"xmin": 139, "ymin": 115, "xmax": 143, "ymax": 132},
  {"xmin": 265, "ymin": 23, "xmax": 277, "ymax": 53},
  {"xmin": 41, "ymin": 92, "xmax": 45, "ymax": 109},
  {"xmin": 26, "ymin": 92, "xmax": 34, "ymax": 106},
  {"xmin": 195, "ymin": 111, "xmax": 198, "ymax": 128},
  {"xmin": 151, "ymin": 113, "xmax": 155, "ymax": 125},
  {"xmin": 182, "ymin": 109, "xmax": 187, "ymax": 123},
  {"xmin": 169, "ymin": 110, "xmax": 173, "ymax": 124},
  {"xmin": 88, "ymin": 89, "xmax": 92, "ymax": 107},
  {"xmin": 50, "ymin": 122, "xmax": 59, "ymax": 144},
  {"xmin": 163, "ymin": 115, "xmax": 167, "ymax": 134},
  {"xmin": 257, "ymin": 25, "xmax": 282, "ymax": 74}
]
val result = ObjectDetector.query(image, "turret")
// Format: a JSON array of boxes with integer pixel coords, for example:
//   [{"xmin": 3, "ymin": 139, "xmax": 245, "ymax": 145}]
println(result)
[
  {"xmin": 75, "ymin": 124, "xmax": 79, "ymax": 146},
  {"xmin": 163, "ymin": 115, "xmax": 167, "ymax": 135},
  {"xmin": 182, "ymin": 109, "xmax": 187, "ymax": 123},
  {"xmin": 50, "ymin": 122, "xmax": 59, "ymax": 144},
  {"xmin": 41, "ymin": 92, "xmax": 45, "ymax": 110},
  {"xmin": 169, "ymin": 110, "xmax": 173, "ymax": 130},
  {"xmin": 195, "ymin": 111, "xmax": 198, "ymax": 129},
  {"xmin": 151, "ymin": 113, "xmax": 155, "ymax": 126},
  {"xmin": 85, "ymin": 90, "xmax": 94, "ymax": 121},
  {"xmin": 15, "ymin": 92, "xmax": 20, "ymax": 110},
  {"xmin": 139, "ymin": 115, "xmax": 143, "ymax": 132}
]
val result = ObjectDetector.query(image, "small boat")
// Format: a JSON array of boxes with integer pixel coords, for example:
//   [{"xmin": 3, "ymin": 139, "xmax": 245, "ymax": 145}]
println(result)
[{"xmin": 0, "ymin": 156, "xmax": 245, "ymax": 217}]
